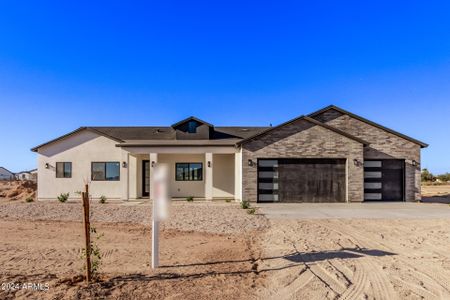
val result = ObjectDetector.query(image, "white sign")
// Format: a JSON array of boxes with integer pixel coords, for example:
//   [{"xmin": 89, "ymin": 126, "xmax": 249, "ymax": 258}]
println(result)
[{"xmin": 152, "ymin": 163, "xmax": 170, "ymax": 269}]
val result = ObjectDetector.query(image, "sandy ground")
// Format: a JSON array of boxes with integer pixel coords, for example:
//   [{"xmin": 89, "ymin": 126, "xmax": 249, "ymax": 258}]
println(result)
[
  {"xmin": 421, "ymin": 184, "xmax": 450, "ymax": 203},
  {"xmin": 0, "ymin": 201, "xmax": 267, "ymax": 299},
  {"xmin": 2, "ymin": 200, "xmax": 450, "ymax": 299},
  {"xmin": 257, "ymin": 218, "xmax": 450, "ymax": 299},
  {"xmin": 0, "ymin": 181, "xmax": 36, "ymax": 202}
]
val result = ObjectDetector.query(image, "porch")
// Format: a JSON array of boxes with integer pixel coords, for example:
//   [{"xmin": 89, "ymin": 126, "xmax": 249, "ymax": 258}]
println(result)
[{"xmin": 119, "ymin": 147, "xmax": 242, "ymax": 201}]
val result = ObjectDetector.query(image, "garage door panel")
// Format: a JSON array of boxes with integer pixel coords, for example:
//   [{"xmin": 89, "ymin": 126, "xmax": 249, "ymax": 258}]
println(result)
[{"xmin": 258, "ymin": 158, "xmax": 346, "ymax": 203}]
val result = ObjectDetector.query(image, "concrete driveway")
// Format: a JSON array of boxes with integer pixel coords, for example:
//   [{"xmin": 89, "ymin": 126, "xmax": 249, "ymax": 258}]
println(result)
[{"xmin": 259, "ymin": 202, "xmax": 450, "ymax": 219}]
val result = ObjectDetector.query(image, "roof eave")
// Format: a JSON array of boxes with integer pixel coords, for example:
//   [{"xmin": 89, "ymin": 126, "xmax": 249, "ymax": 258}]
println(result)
[
  {"xmin": 31, "ymin": 127, "xmax": 124, "ymax": 152},
  {"xmin": 308, "ymin": 105, "xmax": 428, "ymax": 148}
]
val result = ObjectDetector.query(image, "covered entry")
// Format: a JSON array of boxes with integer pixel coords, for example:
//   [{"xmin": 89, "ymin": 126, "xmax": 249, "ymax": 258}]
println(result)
[{"xmin": 257, "ymin": 158, "xmax": 346, "ymax": 203}]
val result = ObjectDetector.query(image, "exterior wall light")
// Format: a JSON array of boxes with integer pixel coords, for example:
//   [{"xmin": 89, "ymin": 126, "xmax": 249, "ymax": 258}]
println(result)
[
  {"xmin": 122, "ymin": 162, "xmax": 127, "ymax": 168},
  {"xmin": 151, "ymin": 161, "xmax": 156, "ymax": 167},
  {"xmin": 412, "ymin": 160, "xmax": 419, "ymax": 167},
  {"xmin": 353, "ymin": 159, "xmax": 363, "ymax": 167},
  {"xmin": 248, "ymin": 159, "xmax": 254, "ymax": 167},
  {"xmin": 207, "ymin": 161, "xmax": 211, "ymax": 168},
  {"xmin": 45, "ymin": 163, "xmax": 50, "ymax": 169}
]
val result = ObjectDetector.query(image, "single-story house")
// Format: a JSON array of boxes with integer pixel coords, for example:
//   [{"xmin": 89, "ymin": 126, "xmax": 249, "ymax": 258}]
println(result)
[
  {"xmin": 15, "ymin": 169, "xmax": 38, "ymax": 182},
  {"xmin": 0, "ymin": 167, "xmax": 15, "ymax": 181},
  {"xmin": 31, "ymin": 105, "xmax": 427, "ymax": 203}
]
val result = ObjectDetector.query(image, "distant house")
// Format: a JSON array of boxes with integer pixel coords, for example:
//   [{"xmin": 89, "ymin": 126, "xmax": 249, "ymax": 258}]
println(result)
[
  {"xmin": 15, "ymin": 169, "xmax": 37, "ymax": 182},
  {"xmin": 0, "ymin": 167, "xmax": 15, "ymax": 181}
]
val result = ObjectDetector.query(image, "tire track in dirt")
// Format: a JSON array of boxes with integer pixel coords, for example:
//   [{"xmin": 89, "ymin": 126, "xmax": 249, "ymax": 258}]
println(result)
[{"xmin": 322, "ymin": 219, "xmax": 450, "ymax": 299}]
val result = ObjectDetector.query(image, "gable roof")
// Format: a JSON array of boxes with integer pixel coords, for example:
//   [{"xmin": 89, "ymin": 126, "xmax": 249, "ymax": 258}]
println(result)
[
  {"xmin": 237, "ymin": 115, "xmax": 370, "ymax": 146},
  {"xmin": 31, "ymin": 127, "xmax": 124, "ymax": 152},
  {"xmin": 171, "ymin": 116, "xmax": 213, "ymax": 128},
  {"xmin": 308, "ymin": 105, "xmax": 428, "ymax": 148},
  {"xmin": 31, "ymin": 125, "xmax": 269, "ymax": 152}
]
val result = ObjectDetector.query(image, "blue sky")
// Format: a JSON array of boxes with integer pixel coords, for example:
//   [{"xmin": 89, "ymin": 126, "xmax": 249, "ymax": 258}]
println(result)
[{"xmin": 0, "ymin": 1, "xmax": 449, "ymax": 173}]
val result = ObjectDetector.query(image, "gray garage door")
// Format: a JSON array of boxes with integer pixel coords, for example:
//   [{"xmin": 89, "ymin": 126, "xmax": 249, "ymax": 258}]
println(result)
[{"xmin": 257, "ymin": 158, "xmax": 346, "ymax": 203}]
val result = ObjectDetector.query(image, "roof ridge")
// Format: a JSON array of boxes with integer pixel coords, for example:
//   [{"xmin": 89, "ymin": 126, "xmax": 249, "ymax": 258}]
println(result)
[{"xmin": 308, "ymin": 105, "xmax": 428, "ymax": 148}]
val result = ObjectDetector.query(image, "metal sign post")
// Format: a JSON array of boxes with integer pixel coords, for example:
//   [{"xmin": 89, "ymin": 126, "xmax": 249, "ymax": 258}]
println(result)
[{"xmin": 151, "ymin": 164, "xmax": 169, "ymax": 269}]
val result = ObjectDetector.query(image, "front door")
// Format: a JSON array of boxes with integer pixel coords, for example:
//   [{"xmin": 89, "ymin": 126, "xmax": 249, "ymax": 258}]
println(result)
[{"xmin": 142, "ymin": 160, "xmax": 150, "ymax": 197}]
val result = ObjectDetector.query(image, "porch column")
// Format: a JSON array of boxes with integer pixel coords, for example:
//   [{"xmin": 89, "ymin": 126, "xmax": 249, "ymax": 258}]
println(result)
[
  {"xmin": 121, "ymin": 150, "xmax": 129, "ymax": 201},
  {"xmin": 234, "ymin": 150, "xmax": 242, "ymax": 202},
  {"xmin": 149, "ymin": 153, "xmax": 158, "ymax": 200},
  {"xmin": 205, "ymin": 152, "xmax": 213, "ymax": 200}
]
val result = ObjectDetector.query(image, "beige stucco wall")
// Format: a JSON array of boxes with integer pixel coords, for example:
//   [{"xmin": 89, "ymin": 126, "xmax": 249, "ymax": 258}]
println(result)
[
  {"xmin": 36, "ymin": 130, "xmax": 239, "ymax": 201},
  {"xmin": 212, "ymin": 154, "xmax": 235, "ymax": 198},
  {"xmin": 37, "ymin": 131, "xmax": 127, "ymax": 200},
  {"xmin": 158, "ymin": 153, "xmax": 205, "ymax": 198}
]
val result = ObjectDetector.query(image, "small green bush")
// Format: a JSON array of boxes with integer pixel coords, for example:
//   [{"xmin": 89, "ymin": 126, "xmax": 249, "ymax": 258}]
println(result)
[
  {"xmin": 240, "ymin": 200, "xmax": 250, "ymax": 209},
  {"xmin": 186, "ymin": 196, "xmax": 194, "ymax": 202},
  {"xmin": 57, "ymin": 193, "xmax": 69, "ymax": 203},
  {"xmin": 25, "ymin": 196, "xmax": 34, "ymax": 203},
  {"xmin": 99, "ymin": 195, "xmax": 107, "ymax": 204},
  {"xmin": 247, "ymin": 208, "xmax": 256, "ymax": 215}
]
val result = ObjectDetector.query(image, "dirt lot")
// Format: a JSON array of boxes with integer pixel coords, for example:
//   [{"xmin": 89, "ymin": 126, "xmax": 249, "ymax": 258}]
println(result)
[
  {"xmin": 0, "ymin": 201, "xmax": 268, "ymax": 299},
  {"xmin": 258, "ymin": 218, "xmax": 450, "ymax": 299},
  {"xmin": 422, "ymin": 184, "xmax": 450, "ymax": 203},
  {"xmin": 2, "ymin": 200, "xmax": 450, "ymax": 299}
]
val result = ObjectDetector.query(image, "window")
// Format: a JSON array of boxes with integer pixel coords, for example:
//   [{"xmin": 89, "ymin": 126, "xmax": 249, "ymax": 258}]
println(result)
[
  {"xmin": 91, "ymin": 162, "xmax": 120, "ymax": 181},
  {"xmin": 56, "ymin": 162, "xmax": 72, "ymax": 178},
  {"xmin": 176, "ymin": 163, "xmax": 203, "ymax": 181},
  {"xmin": 187, "ymin": 121, "xmax": 197, "ymax": 133}
]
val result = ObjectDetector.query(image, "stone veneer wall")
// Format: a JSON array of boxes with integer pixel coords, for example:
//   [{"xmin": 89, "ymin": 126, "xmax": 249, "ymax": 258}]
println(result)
[
  {"xmin": 312, "ymin": 110, "xmax": 421, "ymax": 201},
  {"xmin": 241, "ymin": 119, "xmax": 364, "ymax": 203}
]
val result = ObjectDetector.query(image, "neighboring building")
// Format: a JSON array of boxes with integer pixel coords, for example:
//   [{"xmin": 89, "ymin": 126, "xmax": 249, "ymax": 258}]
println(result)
[
  {"xmin": 0, "ymin": 167, "xmax": 15, "ymax": 181},
  {"xmin": 31, "ymin": 105, "xmax": 428, "ymax": 203},
  {"xmin": 15, "ymin": 169, "xmax": 37, "ymax": 181}
]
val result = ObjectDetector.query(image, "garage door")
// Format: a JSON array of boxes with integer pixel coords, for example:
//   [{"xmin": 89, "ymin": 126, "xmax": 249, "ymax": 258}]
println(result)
[
  {"xmin": 364, "ymin": 160, "xmax": 404, "ymax": 201},
  {"xmin": 257, "ymin": 159, "xmax": 346, "ymax": 203}
]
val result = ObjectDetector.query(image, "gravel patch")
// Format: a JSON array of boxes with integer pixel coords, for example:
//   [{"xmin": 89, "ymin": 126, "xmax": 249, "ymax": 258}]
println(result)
[{"xmin": 0, "ymin": 201, "xmax": 268, "ymax": 234}]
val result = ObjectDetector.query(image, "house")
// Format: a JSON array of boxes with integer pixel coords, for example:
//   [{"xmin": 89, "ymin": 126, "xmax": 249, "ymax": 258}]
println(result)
[
  {"xmin": 31, "ymin": 105, "xmax": 428, "ymax": 203},
  {"xmin": 15, "ymin": 169, "xmax": 37, "ymax": 182},
  {"xmin": 0, "ymin": 167, "xmax": 15, "ymax": 181}
]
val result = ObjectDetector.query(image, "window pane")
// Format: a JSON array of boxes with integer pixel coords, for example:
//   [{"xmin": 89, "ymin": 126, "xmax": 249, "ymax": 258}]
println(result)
[
  {"xmin": 176, "ymin": 163, "xmax": 188, "ymax": 181},
  {"xmin": 64, "ymin": 162, "xmax": 72, "ymax": 178},
  {"xmin": 364, "ymin": 161, "xmax": 382, "ymax": 168},
  {"xmin": 190, "ymin": 163, "xmax": 202, "ymax": 181},
  {"xmin": 92, "ymin": 163, "xmax": 105, "ymax": 180},
  {"xmin": 106, "ymin": 162, "xmax": 120, "ymax": 181},
  {"xmin": 56, "ymin": 162, "xmax": 64, "ymax": 178}
]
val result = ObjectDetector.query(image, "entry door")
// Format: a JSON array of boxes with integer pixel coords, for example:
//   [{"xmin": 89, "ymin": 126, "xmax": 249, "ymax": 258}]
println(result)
[
  {"xmin": 142, "ymin": 160, "xmax": 150, "ymax": 197},
  {"xmin": 364, "ymin": 160, "xmax": 404, "ymax": 201}
]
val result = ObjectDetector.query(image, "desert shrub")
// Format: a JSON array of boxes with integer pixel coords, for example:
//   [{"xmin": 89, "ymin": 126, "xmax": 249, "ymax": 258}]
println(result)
[
  {"xmin": 247, "ymin": 208, "xmax": 256, "ymax": 215},
  {"xmin": 225, "ymin": 199, "xmax": 232, "ymax": 203},
  {"xmin": 57, "ymin": 192, "xmax": 69, "ymax": 203},
  {"xmin": 240, "ymin": 200, "xmax": 250, "ymax": 209},
  {"xmin": 99, "ymin": 195, "xmax": 107, "ymax": 204},
  {"xmin": 186, "ymin": 196, "xmax": 194, "ymax": 202},
  {"xmin": 25, "ymin": 196, "xmax": 34, "ymax": 203}
]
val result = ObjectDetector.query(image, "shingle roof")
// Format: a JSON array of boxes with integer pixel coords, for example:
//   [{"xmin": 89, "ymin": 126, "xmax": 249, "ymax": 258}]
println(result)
[{"xmin": 31, "ymin": 126, "xmax": 269, "ymax": 151}]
